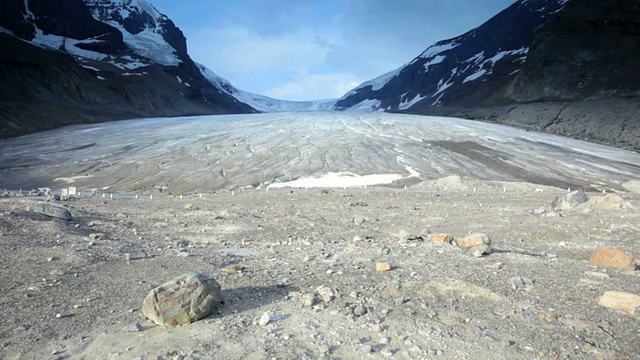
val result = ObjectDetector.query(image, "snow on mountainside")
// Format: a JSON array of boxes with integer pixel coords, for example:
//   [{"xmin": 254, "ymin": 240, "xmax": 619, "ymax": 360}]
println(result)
[
  {"xmin": 197, "ymin": 63, "xmax": 336, "ymax": 112},
  {"xmin": 335, "ymin": 0, "xmax": 570, "ymax": 112},
  {"xmin": 84, "ymin": 0, "xmax": 181, "ymax": 67},
  {"xmin": 0, "ymin": 0, "xmax": 256, "ymax": 139}
]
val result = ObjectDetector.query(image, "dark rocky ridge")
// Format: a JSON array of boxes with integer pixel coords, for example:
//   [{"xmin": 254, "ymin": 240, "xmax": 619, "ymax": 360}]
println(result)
[
  {"xmin": 338, "ymin": 0, "xmax": 640, "ymax": 151},
  {"xmin": 335, "ymin": 0, "xmax": 568, "ymax": 111},
  {"xmin": 0, "ymin": 0, "xmax": 256, "ymax": 139}
]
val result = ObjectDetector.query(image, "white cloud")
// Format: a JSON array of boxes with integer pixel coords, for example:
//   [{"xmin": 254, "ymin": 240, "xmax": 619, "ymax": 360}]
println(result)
[{"xmin": 264, "ymin": 73, "xmax": 362, "ymax": 101}]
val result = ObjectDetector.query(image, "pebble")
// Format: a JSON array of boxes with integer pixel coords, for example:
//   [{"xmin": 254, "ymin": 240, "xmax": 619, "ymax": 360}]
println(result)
[
  {"xmin": 317, "ymin": 287, "xmax": 335, "ymax": 302},
  {"xmin": 456, "ymin": 233, "xmax": 491, "ymax": 248},
  {"xmin": 510, "ymin": 276, "xmax": 534, "ymax": 290},
  {"xmin": 361, "ymin": 344, "xmax": 373, "ymax": 353},
  {"xmin": 470, "ymin": 244, "xmax": 492, "ymax": 257},
  {"xmin": 258, "ymin": 312, "xmax": 271, "ymax": 326},
  {"xmin": 353, "ymin": 305, "xmax": 367, "ymax": 316},
  {"xmin": 427, "ymin": 234, "xmax": 454, "ymax": 244},
  {"xmin": 123, "ymin": 322, "xmax": 143, "ymax": 332},
  {"xmin": 376, "ymin": 262, "xmax": 392, "ymax": 272},
  {"xmin": 302, "ymin": 294, "xmax": 317, "ymax": 307},
  {"xmin": 379, "ymin": 336, "xmax": 391, "ymax": 344}
]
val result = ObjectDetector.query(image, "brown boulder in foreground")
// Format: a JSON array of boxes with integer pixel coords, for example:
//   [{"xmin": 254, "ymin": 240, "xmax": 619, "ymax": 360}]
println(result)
[
  {"xmin": 598, "ymin": 291, "xmax": 640, "ymax": 314},
  {"xmin": 588, "ymin": 248, "xmax": 636, "ymax": 269},
  {"xmin": 142, "ymin": 273, "xmax": 222, "ymax": 326}
]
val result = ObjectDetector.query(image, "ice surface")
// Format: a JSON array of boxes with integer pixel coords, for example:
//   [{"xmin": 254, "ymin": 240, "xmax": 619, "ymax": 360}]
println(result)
[{"xmin": 1, "ymin": 112, "xmax": 638, "ymax": 193}]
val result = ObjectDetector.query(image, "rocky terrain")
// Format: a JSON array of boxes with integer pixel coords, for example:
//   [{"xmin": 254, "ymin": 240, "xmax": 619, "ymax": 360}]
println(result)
[
  {"xmin": 1, "ymin": 178, "xmax": 639, "ymax": 359},
  {"xmin": 1, "ymin": 112, "xmax": 640, "ymax": 359}
]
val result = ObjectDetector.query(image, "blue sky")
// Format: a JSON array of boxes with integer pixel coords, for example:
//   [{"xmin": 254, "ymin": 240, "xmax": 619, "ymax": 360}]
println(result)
[{"xmin": 151, "ymin": 0, "xmax": 516, "ymax": 101}]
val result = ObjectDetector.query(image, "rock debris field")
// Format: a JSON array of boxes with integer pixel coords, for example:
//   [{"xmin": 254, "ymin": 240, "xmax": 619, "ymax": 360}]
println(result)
[{"xmin": 1, "ymin": 112, "xmax": 640, "ymax": 359}]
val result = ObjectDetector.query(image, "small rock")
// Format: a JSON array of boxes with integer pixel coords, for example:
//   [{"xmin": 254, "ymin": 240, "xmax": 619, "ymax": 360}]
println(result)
[
  {"xmin": 123, "ymin": 322, "xmax": 143, "ymax": 332},
  {"xmin": 221, "ymin": 265, "xmax": 245, "ymax": 272},
  {"xmin": 584, "ymin": 271, "xmax": 610, "ymax": 279},
  {"xmin": 456, "ymin": 233, "xmax": 490, "ymax": 248},
  {"xmin": 598, "ymin": 291, "xmax": 640, "ymax": 314},
  {"xmin": 470, "ymin": 244, "xmax": 492, "ymax": 257},
  {"xmin": 551, "ymin": 189, "xmax": 588, "ymax": 211},
  {"xmin": 510, "ymin": 276, "xmax": 534, "ymax": 290},
  {"xmin": 420, "ymin": 228, "xmax": 431, "ymax": 238},
  {"xmin": 258, "ymin": 312, "xmax": 271, "ymax": 326},
  {"xmin": 376, "ymin": 262, "xmax": 392, "ymax": 272},
  {"xmin": 302, "ymin": 294, "xmax": 317, "ymax": 307},
  {"xmin": 317, "ymin": 287, "xmax": 335, "ymax": 302},
  {"xmin": 397, "ymin": 229, "xmax": 421, "ymax": 242},
  {"xmin": 353, "ymin": 305, "xmax": 367, "ymax": 316},
  {"xmin": 141, "ymin": 273, "xmax": 222, "ymax": 326},
  {"xmin": 353, "ymin": 235, "xmax": 362, "ymax": 242},
  {"xmin": 353, "ymin": 216, "xmax": 366, "ymax": 225},
  {"xmin": 88, "ymin": 233, "xmax": 105, "ymax": 240},
  {"xmin": 361, "ymin": 344, "xmax": 373, "ymax": 353},
  {"xmin": 427, "ymin": 234, "xmax": 454, "ymax": 244},
  {"xmin": 379, "ymin": 336, "xmax": 391, "ymax": 344},
  {"xmin": 184, "ymin": 203, "xmax": 199, "ymax": 210},
  {"xmin": 589, "ymin": 248, "xmax": 636, "ymax": 269}
]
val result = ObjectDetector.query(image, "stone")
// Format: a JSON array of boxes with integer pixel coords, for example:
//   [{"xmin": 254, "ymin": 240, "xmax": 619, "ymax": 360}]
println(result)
[
  {"xmin": 221, "ymin": 265, "xmax": 245, "ymax": 272},
  {"xmin": 588, "ymin": 248, "xmax": 636, "ymax": 269},
  {"xmin": 258, "ymin": 312, "xmax": 271, "ymax": 326},
  {"xmin": 420, "ymin": 228, "xmax": 431, "ymax": 238},
  {"xmin": 470, "ymin": 244, "xmax": 492, "ymax": 257},
  {"xmin": 376, "ymin": 262, "xmax": 392, "ymax": 272},
  {"xmin": 427, "ymin": 234, "xmax": 454, "ymax": 243},
  {"xmin": 32, "ymin": 203, "xmax": 72, "ymax": 221},
  {"xmin": 598, "ymin": 291, "xmax": 640, "ymax": 314},
  {"xmin": 302, "ymin": 294, "xmax": 317, "ymax": 307},
  {"xmin": 585, "ymin": 194, "xmax": 635, "ymax": 210},
  {"xmin": 622, "ymin": 180, "xmax": 640, "ymax": 194},
  {"xmin": 141, "ymin": 273, "xmax": 222, "ymax": 326},
  {"xmin": 353, "ymin": 304, "xmax": 367, "ymax": 316},
  {"xmin": 456, "ymin": 233, "xmax": 490, "ymax": 248},
  {"xmin": 317, "ymin": 287, "xmax": 335, "ymax": 302},
  {"xmin": 184, "ymin": 203, "xmax": 199, "ymax": 210},
  {"xmin": 510, "ymin": 276, "xmax": 534, "ymax": 290},
  {"xmin": 123, "ymin": 322, "xmax": 143, "ymax": 332},
  {"xmin": 551, "ymin": 189, "xmax": 588, "ymax": 211},
  {"xmin": 397, "ymin": 229, "xmax": 421, "ymax": 242}
]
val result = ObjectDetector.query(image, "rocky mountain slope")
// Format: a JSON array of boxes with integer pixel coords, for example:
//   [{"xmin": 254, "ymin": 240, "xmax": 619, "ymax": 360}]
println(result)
[
  {"xmin": 335, "ymin": 0, "xmax": 569, "ymax": 111},
  {"xmin": 336, "ymin": 0, "xmax": 640, "ymax": 151},
  {"xmin": 0, "ymin": 0, "xmax": 257, "ymax": 139}
]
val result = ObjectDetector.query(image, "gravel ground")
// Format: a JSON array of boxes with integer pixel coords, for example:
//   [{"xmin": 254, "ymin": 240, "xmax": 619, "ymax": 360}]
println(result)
[{"xmin": 1, "ymin": 178, "xmax": 639, "ymax": 359}]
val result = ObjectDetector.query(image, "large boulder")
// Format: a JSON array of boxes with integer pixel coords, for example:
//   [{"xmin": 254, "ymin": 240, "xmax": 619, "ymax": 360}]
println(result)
[
  {"xmin": 551, "ymin": 189, "xmax": 588, "ymax": 211},
  {"xmin": 588, "ymin": 248, "xmax": 636, "ymax": 270},
  {"xmin": 32, "ymin": 203, "xmax": 72, "ymax": 221},
  {"xmin": 142, "ymin": 273, "xmax": 222, "ymax": 326}
]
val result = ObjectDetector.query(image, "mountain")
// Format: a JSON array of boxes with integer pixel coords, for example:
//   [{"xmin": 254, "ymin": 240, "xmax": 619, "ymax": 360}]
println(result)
[
  {"xmin": 0, "ymin": 0, "xmax": 257, "ymax": 139},
  {"xmin": 335, "ymin": 0, "xmax": 570, "ymax": 111},
  {"xmin": 197, "ymin": 64, "xmax": 336, "ymax": 112},
  {"xmin": 335, "ymin": 0, "xmax": 640, "ymax": 150}
]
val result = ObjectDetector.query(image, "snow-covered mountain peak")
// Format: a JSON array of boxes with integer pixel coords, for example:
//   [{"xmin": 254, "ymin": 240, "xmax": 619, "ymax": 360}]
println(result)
[
  {"xmin": 83, "ymin": 0, "xmax": 180, "ymax": 67},
  {"xmin": 197, "ymin": 63, "xmax": 336, "ymax": 112}
]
